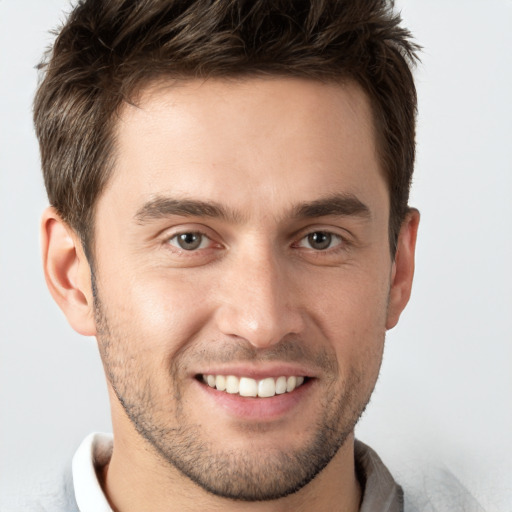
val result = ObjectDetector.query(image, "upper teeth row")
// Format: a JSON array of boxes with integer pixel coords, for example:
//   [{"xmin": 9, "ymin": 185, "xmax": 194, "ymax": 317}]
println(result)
[{"xmin": 202, "ymin": 374, "xmax": 305, "ymax": 398}]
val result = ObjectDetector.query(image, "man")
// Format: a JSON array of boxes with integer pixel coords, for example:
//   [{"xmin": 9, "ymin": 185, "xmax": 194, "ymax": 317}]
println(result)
[{"xmin": 34, "ymin": 0, "xmax": 420, "ymax": 510}]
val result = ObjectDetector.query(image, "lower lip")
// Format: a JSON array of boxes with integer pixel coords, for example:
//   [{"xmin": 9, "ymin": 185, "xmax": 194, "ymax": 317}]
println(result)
[{"xmin": 195, "ymin": 379, "xmax": 313, "ymax": 421}]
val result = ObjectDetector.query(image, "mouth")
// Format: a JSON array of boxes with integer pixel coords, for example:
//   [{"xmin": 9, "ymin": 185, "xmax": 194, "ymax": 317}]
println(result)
[{"xmin": 198, "ymin": 374, "xmax": 308, "ymax": 398}]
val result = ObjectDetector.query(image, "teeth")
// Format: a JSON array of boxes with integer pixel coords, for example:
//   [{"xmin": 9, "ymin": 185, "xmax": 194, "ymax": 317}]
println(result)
[
  {"xmin": 226, "ymin": 375, "xmax": 239, "ymax": 394},
  {"xmin": 258, "ymin": 377, "xmax": 275, "ymax": 398},
  {"xmin": 286, "ymin": 376, "xmax": 297, "ymax": 392},
  {"xmin": 239, "ymin": 377, "xmax": 258, "ymax": 397},
  {"xmin": 202, "ymin": 374, "xmax": 306, "ymax": 398},
  {"xmin": 215, "ymin": 375, "xmax": 226, "ymax": 391},
  {"xmin": 275, "ymin": 376, "xmax": 287, "ymax": 394}
]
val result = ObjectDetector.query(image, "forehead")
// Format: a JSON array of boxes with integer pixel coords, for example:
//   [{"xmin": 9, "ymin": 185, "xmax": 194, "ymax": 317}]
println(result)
[{"xmin": 101, "ymin": 77, "xmax": 386, "ymax": 223}]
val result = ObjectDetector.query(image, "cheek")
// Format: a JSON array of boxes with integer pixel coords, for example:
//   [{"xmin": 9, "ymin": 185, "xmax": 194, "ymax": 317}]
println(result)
[
  {"xmin": 312, "ymin": 266, "xmax": 390, "ymax": 330},
  {"xmin": 309, "ymin": 268, "xmax": 389, "ymax": 370},
  {"xmin": 97, "ymin": 269, "xmax": 216, "ymax": 361},
  {"xmin": 94, "ymin": 272, "xmax": 216, "ymax": 413}
]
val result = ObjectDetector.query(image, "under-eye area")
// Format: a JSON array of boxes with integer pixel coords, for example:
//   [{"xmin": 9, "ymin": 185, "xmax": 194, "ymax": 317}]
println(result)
[{"xmin": 197, "ymin": 374, "xmax": 310, "ymax": 398}]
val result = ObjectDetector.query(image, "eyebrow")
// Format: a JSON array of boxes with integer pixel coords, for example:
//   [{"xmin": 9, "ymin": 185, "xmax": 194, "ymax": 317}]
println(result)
[
  {"xmin": 134, "ymin": 193, "xmax": 370, "ymax": 225},
  {"xmin": 293, "ymin": 193, "xmax": 371, "ymax": 220},
  {"xmin": 135, "ymin": 197, "xmax": 242, "ymax": 224}
]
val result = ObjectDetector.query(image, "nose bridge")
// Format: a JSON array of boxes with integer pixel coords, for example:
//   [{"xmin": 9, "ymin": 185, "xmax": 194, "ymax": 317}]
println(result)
[{"xmin": 215, "ymin": 242, "xmax": 303, "ymax": 348}]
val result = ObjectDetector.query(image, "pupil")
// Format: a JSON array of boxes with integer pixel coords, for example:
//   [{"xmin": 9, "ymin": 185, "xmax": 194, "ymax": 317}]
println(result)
[
  {"xmin": 308, "ymin": 232, "xmax": 331, "ymax": 250},
  {"xmin": 178, "ymin": 233, "xmax": 201, "ymax": 250}
]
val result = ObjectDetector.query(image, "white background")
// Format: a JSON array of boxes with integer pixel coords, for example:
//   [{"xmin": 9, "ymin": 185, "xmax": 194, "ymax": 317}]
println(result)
[{"xmin": 1, "ymin": 1, "xmax": 511, "ymax": 510}]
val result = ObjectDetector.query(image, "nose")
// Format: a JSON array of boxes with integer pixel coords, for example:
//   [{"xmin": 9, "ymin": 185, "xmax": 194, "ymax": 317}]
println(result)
[{"xmin": 214, "ymin": 247, "xmax": 305, "ymax": 349}]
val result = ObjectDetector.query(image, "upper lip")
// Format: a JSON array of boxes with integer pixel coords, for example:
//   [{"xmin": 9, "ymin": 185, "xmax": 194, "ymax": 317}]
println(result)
[{"xmin": 193, "ymin": 363, "xmax": 317, "ymax": 380}]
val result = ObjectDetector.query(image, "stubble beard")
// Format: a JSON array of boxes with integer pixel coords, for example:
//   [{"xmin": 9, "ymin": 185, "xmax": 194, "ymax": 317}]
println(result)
[{"xmin": 93, "ymin": 294, "xmax": 380, "ymax": 502}]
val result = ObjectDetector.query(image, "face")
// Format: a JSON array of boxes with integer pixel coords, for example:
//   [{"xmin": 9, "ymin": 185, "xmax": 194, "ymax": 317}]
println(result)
[{"xmin": 91, "ymin": 78, "xmax": 396, "ymax": 500}]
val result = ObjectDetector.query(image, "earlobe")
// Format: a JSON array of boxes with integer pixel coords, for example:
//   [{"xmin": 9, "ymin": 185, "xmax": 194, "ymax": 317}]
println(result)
[
  {"xmin": 41, "ymin": 207, "xmax": 96, "ymax": 336},
  {"xmin": 386, "ymin": 208, "xmax": 420, "ymax": 330}
]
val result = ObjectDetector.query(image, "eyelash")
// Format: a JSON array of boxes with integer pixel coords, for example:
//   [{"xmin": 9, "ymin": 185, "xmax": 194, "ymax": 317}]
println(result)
[
  {"xmin": 164, "ymin": 229, "xmax": 348, "ymax": 255},
  {"xmin": 294, "ymin": 232, "xmax": 345, "ymax": 252},
  {"xmin": 166, "ymin": 230, "xmax": 217, "ymax": 253}
]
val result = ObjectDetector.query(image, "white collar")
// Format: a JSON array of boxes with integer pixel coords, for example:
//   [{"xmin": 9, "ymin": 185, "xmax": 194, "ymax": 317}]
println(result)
[{"xmin": 72, "ymin": 432, "xmax": 114, "ymax": 512}]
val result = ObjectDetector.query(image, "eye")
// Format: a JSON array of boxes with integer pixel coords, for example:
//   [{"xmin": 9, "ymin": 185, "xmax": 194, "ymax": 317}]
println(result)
[
  {"xmin": 168, "ymin": 232, "xmax": 211, "ymax": 251},
  {"xmin": 298, "ymin": 231, "xmax": 343, "ymax": 251}
]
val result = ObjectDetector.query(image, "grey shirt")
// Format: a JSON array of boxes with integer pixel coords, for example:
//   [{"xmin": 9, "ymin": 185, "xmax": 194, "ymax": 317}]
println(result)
[{"xmin": 355, "ymin": 440, "xmax": 404, "ymax": 512}]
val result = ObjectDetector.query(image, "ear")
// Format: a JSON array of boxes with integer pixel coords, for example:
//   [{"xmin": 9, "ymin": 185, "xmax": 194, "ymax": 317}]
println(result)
[
  {"xmin": 386, "ymin": 208, "xmax": 420, "ymax": 330},
  {"xmin": 41, "ymin": 207, "xmax": 96, "ymax": 336}
]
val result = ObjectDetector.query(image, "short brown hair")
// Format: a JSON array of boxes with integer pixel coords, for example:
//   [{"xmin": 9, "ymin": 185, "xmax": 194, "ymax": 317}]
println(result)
[{"xmin": 34, "ymin": 0, "xmax": 419, "ymax": 257}]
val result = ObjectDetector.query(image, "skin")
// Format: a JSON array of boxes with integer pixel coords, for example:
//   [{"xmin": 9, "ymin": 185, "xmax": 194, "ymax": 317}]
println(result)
[{"xmin": 42, "ymin": 77, "xmax": 419, "ymax": 512}]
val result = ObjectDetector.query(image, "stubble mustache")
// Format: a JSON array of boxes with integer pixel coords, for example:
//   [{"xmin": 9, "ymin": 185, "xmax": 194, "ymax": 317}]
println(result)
[{"xmin": 173, "ymin": 334, "xmax": 340, "ymax": 378}]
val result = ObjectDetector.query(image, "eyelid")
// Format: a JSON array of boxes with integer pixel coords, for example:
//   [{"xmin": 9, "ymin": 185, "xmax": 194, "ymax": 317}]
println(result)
[
  {"xmin": 160, "ymin": 223, "xmax": 215, "ymax": 239},
  {"xmin": 292, "ymin": 224, "xmax": 351, "ymax": 241},
  {"xmin": 160, "ymin": 224, "xmax": 224, "ymax": 251},
  {"xmin": 167, "ymin": 231, "xmax": 212, "ymax": 250},
  {"xmin": 296, "ymin": 231, "xmax": 344, "ymax": 250}
]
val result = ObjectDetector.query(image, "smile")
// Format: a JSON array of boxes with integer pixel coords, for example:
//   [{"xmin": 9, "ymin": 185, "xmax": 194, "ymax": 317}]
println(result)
[{"xmin": 201, "ymin": 374, "xmax": 306, "ymax": 398}]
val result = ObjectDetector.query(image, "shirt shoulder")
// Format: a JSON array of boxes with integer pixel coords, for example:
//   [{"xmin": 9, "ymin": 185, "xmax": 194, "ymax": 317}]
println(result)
[
  {"xmin": 355, "ymin": 439, "xmax": 404, "ymax": 512},
  {"xmin": 1, "ymin": 432, "xmax": 112, "ymax": 512},
  {"xmin": 0, "ymin": 462, "xmax": 79, "ymax": 512}
]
